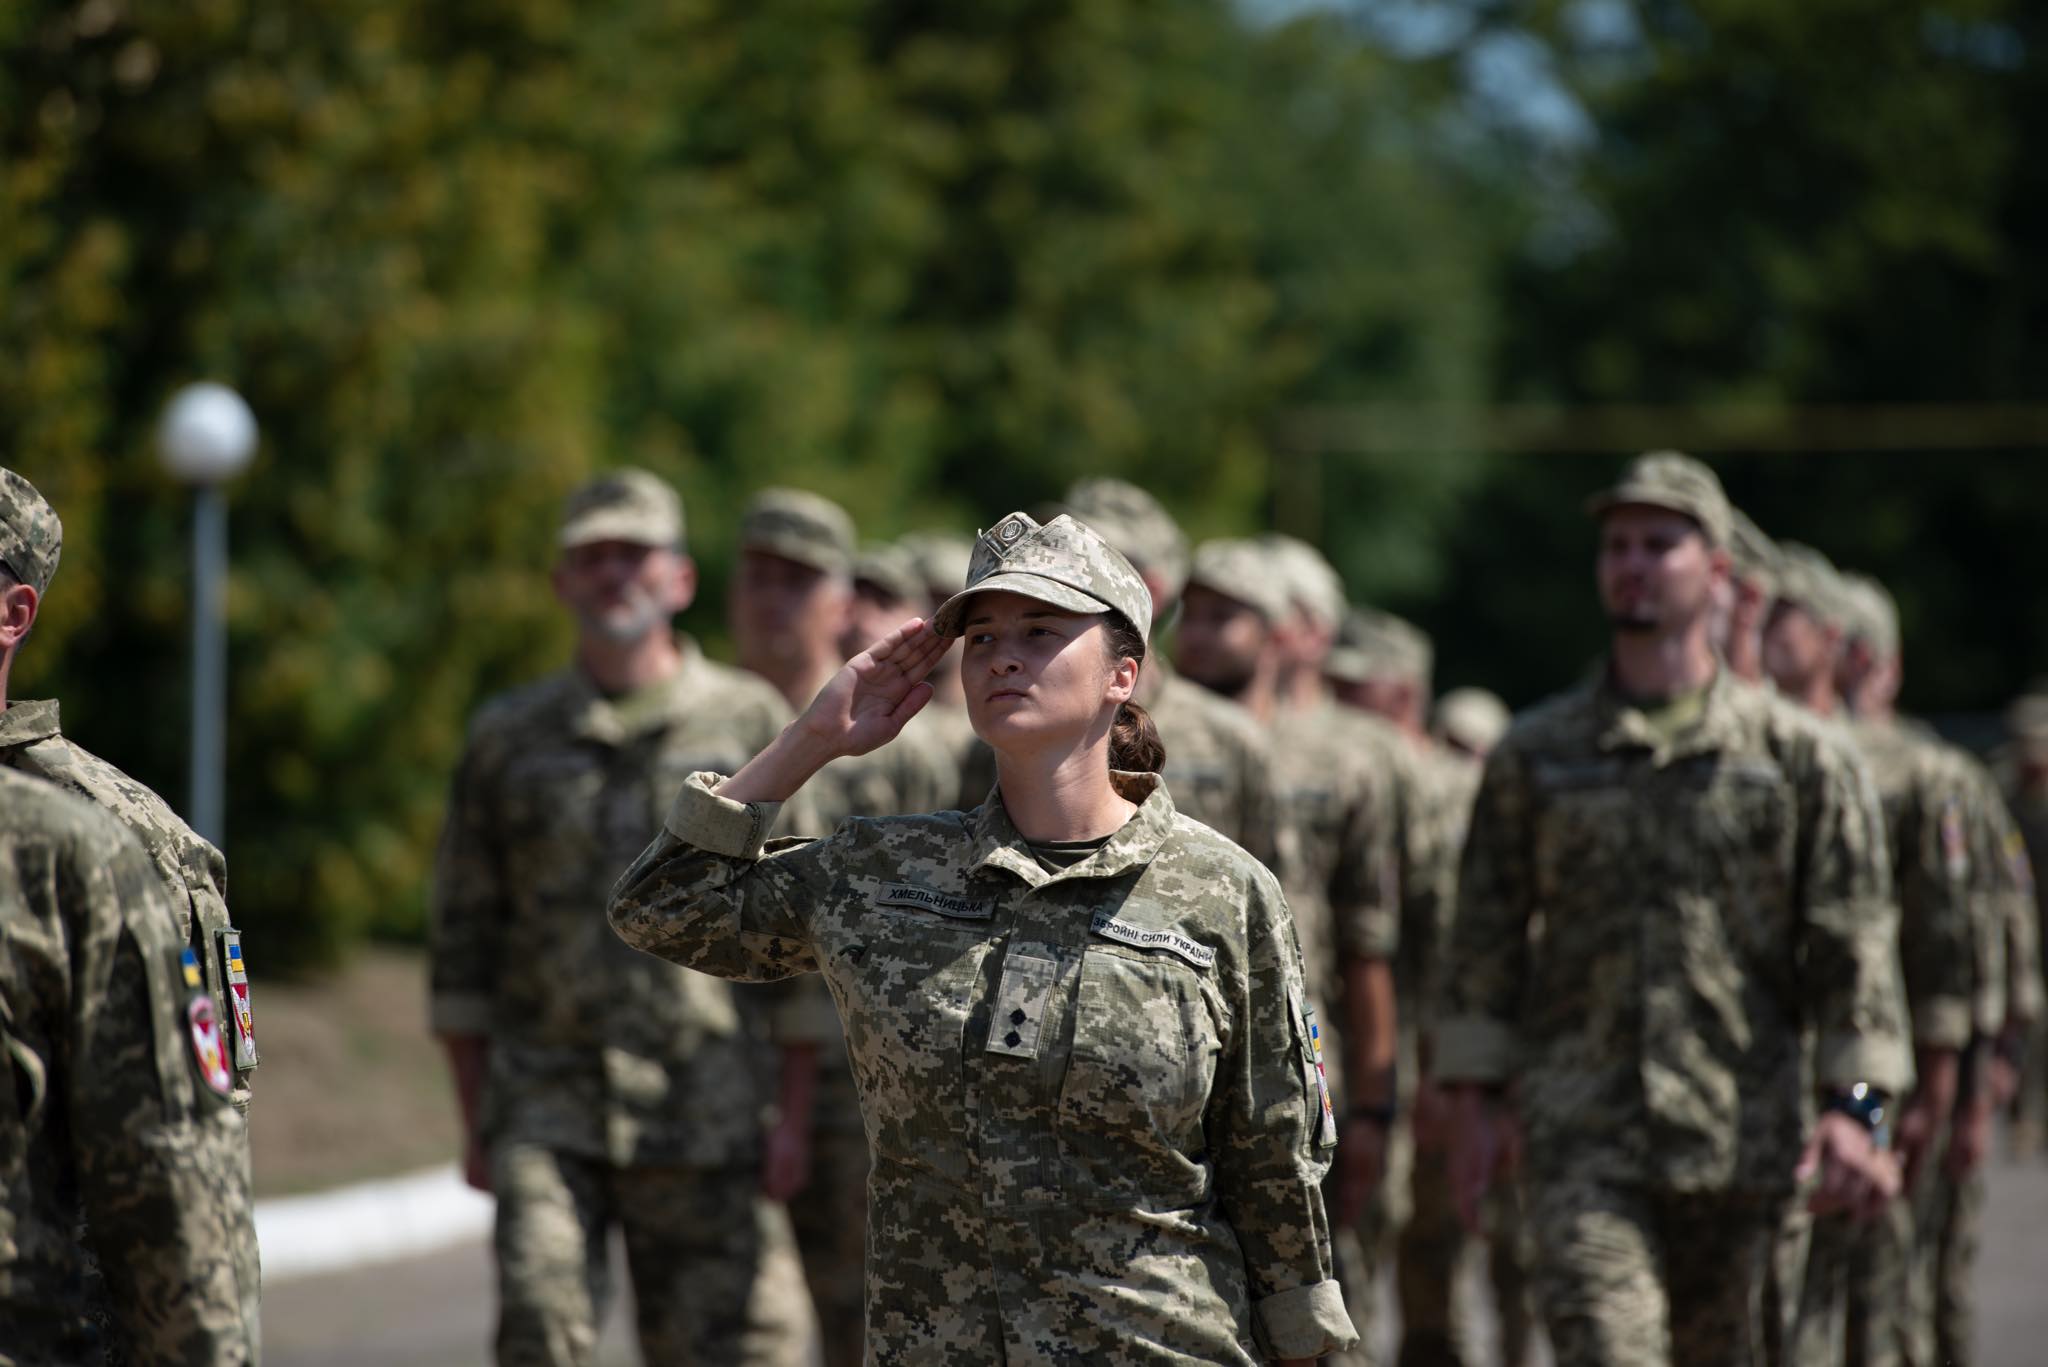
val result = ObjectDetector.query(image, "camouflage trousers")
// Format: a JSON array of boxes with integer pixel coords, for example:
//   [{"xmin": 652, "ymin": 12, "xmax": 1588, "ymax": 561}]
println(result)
[
  {"xmin": 1912, "ymin": 1160, "xmax": 1983, "ymax": 1367},
  {"xmin": 787, "ymin": 1062, "xmax": 869, "ymax": 1367},
  {"xmin": 1791, "ymin": 1197, "xmax": 1918, "ymax": 1367},
  {"xmin": 491, "ymin": 1141, "xmax": 813, "ymax": 1367},
  {"xmin": 1527, "ymin": 1175, "xmax": 1785, "ymax": 1367},
  {"xmin": 1395, "ymin": 1133, "xmax": 1540, "ymax": 1367}
]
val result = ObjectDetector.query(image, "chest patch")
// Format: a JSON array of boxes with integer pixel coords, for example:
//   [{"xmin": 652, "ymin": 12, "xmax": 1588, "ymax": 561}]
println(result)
[
  {"xmin": 874, "ymin": 881, "xmax": 993, "ymax": 921},
  {"xmin": 985, "ymin": 951, "xmax": 1058, "ymax": 1058},
  {"xmin": 1089, "ymin": 911, "xmax": 1216, "ymax": 970}
]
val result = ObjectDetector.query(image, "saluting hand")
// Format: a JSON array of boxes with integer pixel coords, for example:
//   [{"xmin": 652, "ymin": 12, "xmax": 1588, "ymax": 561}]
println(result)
[{"xmin": 795, "ymin": 617, "xmax": 948, "ymax": 758}]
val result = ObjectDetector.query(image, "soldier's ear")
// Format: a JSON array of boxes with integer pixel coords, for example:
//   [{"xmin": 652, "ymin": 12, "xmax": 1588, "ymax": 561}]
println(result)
[
  {"xmin": 0, "ymin": 580, "xmax": 39, "ymax": 654},
  {"xmin": 667, "ymin": 554, "xmax": 698, "ymax": 615}
]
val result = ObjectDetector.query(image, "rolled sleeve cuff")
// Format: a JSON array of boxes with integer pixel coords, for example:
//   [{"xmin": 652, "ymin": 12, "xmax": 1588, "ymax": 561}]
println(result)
[
  {"xmin": 1816, "ymin": 1031, "xmax": 1914, "ymax": 1095},
  {"xmin": 1253, "ymin": 1279, "xmax": 1358, "ymax": 1359},
  {"xmin": 1339, "ymin": 903, "xmax": 1400, "ymax": 961},
  {"xmin": 1430, "ymin": 1016, "xmax": 1518, "ymax": 1084},
  {"xmin": 430, "ymin": 992, "xmax": 493, "ymax": 1036},
  {"xmin": 663, "ymin": 772, "xmax": 781, "ymax": 860},
  {"xmin": 1910, "ymin": 997, "xmax": 1973, "ymax": 1051}
]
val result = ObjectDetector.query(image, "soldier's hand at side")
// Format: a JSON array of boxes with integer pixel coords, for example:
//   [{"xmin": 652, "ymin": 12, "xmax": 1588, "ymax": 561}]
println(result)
[
  {"xmin": 796, "ymin": 618, "xmax": 947, "ymax": 758},
  {"xmin": 1799, "ymin": 1111, "xmax": 1899, "ymax": 1221},
  {"xmin": 1335, "ymin": 1116, "xmax": 1386, "ymax": 1226},
  {"xmin": 762, "ymin": 1111, "xmax": 813, "ymax": 1202}
]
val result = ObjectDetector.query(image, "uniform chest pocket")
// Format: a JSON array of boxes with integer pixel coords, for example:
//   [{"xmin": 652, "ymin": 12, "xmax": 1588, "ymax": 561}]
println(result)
[
  {"xmin": 1680, "ymin": 761, "xmax": 1797, "ymax": 954},
  {"xmin": 1532, "ymin": 782, "xmax": 1636, "ymax": 904},
  {"xmin": 1055, "ymin": 949, "xmax": 1218, "ymax": 1197}
]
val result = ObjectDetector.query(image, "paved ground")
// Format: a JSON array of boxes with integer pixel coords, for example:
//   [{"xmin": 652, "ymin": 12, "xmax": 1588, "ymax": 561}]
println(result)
[{"xmin": 264, "ymin": 1149, "xmax": 2048, "ymax": 1366}]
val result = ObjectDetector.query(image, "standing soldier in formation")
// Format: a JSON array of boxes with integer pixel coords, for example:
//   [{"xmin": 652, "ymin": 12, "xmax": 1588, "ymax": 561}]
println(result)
[
  {"xmin": 1439, "ymin": 453, "xmax": 1907, "ymax": 1367},
  {"xmin": 1717, "ymin": 507, "xmax": 1780, "ymax": 686},
  {"xmin": 729, "ymin": 488, "xmax": 956, "ymax": 1366},
  {"xmin": 0, "ymin": 467, "xmax": 262, "ymax": 1347},
  {"xmin": 1328, "ymin": 606, "xmax": 1536, "ymax": 1367},
  {"xmin": 1837, "ymin": 570, "xmax": 2041, "ymax": 1367},
  {"xmin": 0, "ymin": 767, "xmax": 257, "ymax": 1362},
  {"xmin": 430, "ymin": 469, "xmax": 812, "ymax": 1367},
  {"xmin": 1766, "ymin": 543, "xmax": 1985, "ymax": 1367},
  {"xmin": 1062, "ymin": 478, "xmax": 1282, "ymax": 868},
  {"xmin": 1434, "ymin": 687, "xmax": 1511, "ymax": 764},
  {"xmin": 896, "ymin": 530, "xmax": 979, "ymax": 792}
]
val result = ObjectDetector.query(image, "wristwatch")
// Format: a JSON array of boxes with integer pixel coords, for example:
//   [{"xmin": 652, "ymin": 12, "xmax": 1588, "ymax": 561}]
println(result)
[{"xmin": 1822, "ymin": 1082, "xmax": 1891, "ymax": 1150}]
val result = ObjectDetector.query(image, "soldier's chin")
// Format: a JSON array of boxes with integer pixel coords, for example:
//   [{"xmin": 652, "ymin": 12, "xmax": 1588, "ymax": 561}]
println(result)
[{"xmin": 1607, "ymin": 611, "xmax": 1660, "ymax": 635}]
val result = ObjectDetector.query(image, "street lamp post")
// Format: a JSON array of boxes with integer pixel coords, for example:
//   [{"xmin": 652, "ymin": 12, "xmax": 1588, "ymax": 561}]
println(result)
[{"xmin": 157, "ymin": 382, "xmax": 258, "ymax": 848}]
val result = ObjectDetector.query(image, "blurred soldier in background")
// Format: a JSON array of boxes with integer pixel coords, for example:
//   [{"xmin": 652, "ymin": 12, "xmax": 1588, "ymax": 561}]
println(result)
[
  {"xmin": 1060, "ymin": 478, "xmax": 1281, "ymax": 867},
  {"xmin": 1717, "ymin": 508, "xmax": 1780, "ymax": 684},
  {"xmin": 1434, "ymin": 688, "xmax": 1511, "ymax": 763},
  {"xmin": 0, "ymin": 768, "xmax": 256, "ymax": 1362},
  {"xmin": 896, "ymin": 530, "xmax": 978, "ymax": 793},
  {"xmin": 1838, "ymin": 570, "xmax": 2041, "ymax": 1367},
  {"xmin": 1999, "ymin": 688, "xmax": 2048, "ymax": 1158},
  {"xmin": 430, "ymin": 469, "xmax": 811, "ymax": 1367},
  {"xmin": 1239, "ymin": 534, "xmax": 1405, "ymax": 1366},
  {"xmin": 1329, "ymin": 607, "xmax": 1538, "ymax": 1367},
  {"xmin": 1439, "ymin": 452, "xmax": 1907, "ymax": 1367},
  {"xmin": 0, "ymin": 466, "xmax": 262, "ymax": 1349},
  {"xmin": 1770, "ymin": 545, "xmax": 1982, "ymax": 1367},
  {"xmin": 731, "ymin": 488, "xmax": 954, "ymax": 1367}
]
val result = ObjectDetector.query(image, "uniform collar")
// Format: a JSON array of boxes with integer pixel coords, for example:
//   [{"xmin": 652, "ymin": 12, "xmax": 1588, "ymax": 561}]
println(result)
[
  {"xmin": 968, "ymin": 770, "xmax": 1176, "ymax": 889},
  {"xmin": 1590, "ymin": 664, "xmax": 1744, "ymax": 765},
  {"xmin": 564, "ymin": 637, "xmax": 710, "ymax": 745},
  {"xmin": 0, "ymin": 698, "xmax": 63, "ymax": 753}
]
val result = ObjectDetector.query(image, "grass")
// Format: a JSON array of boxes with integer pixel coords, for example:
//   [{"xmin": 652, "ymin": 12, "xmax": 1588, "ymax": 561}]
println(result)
[{"xmin": 247, "ymin": 945, "xmax": 463, "ymax": 1198}]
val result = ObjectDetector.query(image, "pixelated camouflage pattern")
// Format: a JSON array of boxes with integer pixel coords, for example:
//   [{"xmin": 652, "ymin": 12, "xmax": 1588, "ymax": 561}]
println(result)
[
  {"xmin": 609, "ymin": 770, "xmax": 1357, "ymax": 1361},
  {"xmin": 1438, "ymin": 668, "xmax": 1910, "ymax": 1195},
  {"xmin": 428, "ymin": 639, "xmax": 795, "ymax": 1166},
  {"xmin": 0, "ymin": 769, "xmax": 254, "ymax": 1362},
  {"xmin": 0, "ymin": 467, "xmax": 61, "ymax": 596},
  {"xmin": 489, "ymin": 1140, "xmax": 811, "ymax": 1367},
  {"xmin": 1267, "ymin": 701, "xmax": 1402, "ymax": 1016},
  {"xmin": 933, "ymin": 510, "xmax": 1154, "ymax": 643},
  {"xmin": 1846, "ymin": 716, "xmax": 1994, "ymax": 1047}
]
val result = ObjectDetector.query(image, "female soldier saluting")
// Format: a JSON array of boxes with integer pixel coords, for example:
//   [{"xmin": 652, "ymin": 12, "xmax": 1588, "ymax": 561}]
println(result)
[{"xmin": 609, "ymin": 510, "xmax": 1357, "ymax": 1365}]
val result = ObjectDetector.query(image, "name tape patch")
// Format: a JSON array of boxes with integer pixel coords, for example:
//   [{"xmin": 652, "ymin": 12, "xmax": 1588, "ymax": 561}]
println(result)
[
  {"xmin": 875, "ymin": 882, "xmax": 993, "ymax": 921},
  {"xmin": 1089, "ymin": 911, "xmax": 1216, "ymax": 970}
]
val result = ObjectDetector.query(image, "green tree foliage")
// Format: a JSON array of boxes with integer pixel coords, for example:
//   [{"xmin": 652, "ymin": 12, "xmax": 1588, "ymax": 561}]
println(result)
[{"xmin": 1, "ymin": 0, "xmax": 1492, "ymax": 967}]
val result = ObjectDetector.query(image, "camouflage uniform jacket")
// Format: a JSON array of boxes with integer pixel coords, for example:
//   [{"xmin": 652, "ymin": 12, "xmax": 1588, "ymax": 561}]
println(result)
[
  {"xmin": 1956, "ymin": 754, "xmax": 2041, "ymax": 1031},
  {"xmin": 1437, "ymin": 669, "xmax": 1909, "ymax": 1196},
  {"xmin": 429, "ymin": 642, "xmax": 793, "ymax": 1166},
  {"xmin": 955, "ymin": 660, "xmax": 1282, "ymax": 871},
  {"xmin": 609, "ymin": 770, "xmax": 1358, "ymax": 1363},
  {"xmin": 0, "ymin": 769, "xmax": 254, "ymax": 1363},
  {"xmin": 0, "ymin": 700, "xmax": 251, "ymax": 1114},
  {"xmin": 1395, "ymin": 743, "xmax": 1481, "ymax": 1051},
  {"xmin": 1848, "ymin": 717, "xmax": 1993, "ymax": 1048},
  {"xmin": 1266, "ymin": 700, "xmax": 1402, "ymax": 1014}
]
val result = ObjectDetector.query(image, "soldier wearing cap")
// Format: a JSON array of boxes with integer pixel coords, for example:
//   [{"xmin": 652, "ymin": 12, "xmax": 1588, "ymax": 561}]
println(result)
[
  {"xmin": 610, "ymin": 509, "xmax": 1358, "ymax": 1363},
  {"xmin": 1438, "ymin": 451, "xmax": 1908, "ymax": 1367},
  {"xmin": 1719, "ymin": 508, "xmax": 1780, "ymax": 684},
  {"xmin": 0, "ymin": 767, "xmax": 257, "ymax": 1361},
  {"xmin": 0, "ymin": 465, "xmax": 262, "ymax": 1347},
  {"xmin": 1329, "ymin": 606, "xmax": 1538, "ymax": 1367},
  {"xmin": 729, "ymin": 488, "xmax": 957, "ymax": 1366},
  {"xmin": 430, "ymin": 468, "xmax": 811, "ymax": 1367},
  {"xmin": 1836, "ymin": 570, "xmax": 2036, "ymax": 1367},
  {"xmin": 1434, "ymin": 688, "xmax": 1511, "ymax": 762}
]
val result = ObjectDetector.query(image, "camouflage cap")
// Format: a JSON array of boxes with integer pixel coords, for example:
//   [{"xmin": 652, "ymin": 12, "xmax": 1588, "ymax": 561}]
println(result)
[
  {"xmin": 1837, "ymin": 571, "xmax": 1900, "ymax": 658},
  {"xmin": 898, "ymin": 530, "xmax": 973, "ymax": 599},
  {"xmin": 1184, "ymin": 538, "xmax": 1293, "ymax": 625},
  {"xmin": 558, "ymin": 468, "xmax": 684, "ymax": 550},
  {"xmin": 0, "ymin": 468, "xmax": 62, "ymax": 595},
  {"xmin": 1773, "ymin": 541, "xmax": 1852, "ymax": 630},
  {"xmin": 1435, "ymin": 687, "xmax": 1512, "ymax": 754},
  {"xmin": 739, "ymin": 487, "xmax": 856, "ymax": 577},
  {"xmin": 1727, "ymin": 506, "xmax": 1780, "ymax": 594},
  {"xmin": 1586, "ymin": 450, "xmax": 1732, "ymax": 547},
  {"xmin": 1063, "ymin": 478, "xmax": 1190, "ymax": 596},
  {"xmin": 1258, "ymin": 533, "xmax": 1347, "ymax": 630},
  {"xmin": 852, "ymin": 541, "xmax": 928, "ymax": 608},
  {"xmin": 1326, "ymin": 606, "xmax": 1433, "ymax": 685},
  {"xmin": 931, "ymin": 511, "xmax": 1152, "ymax": 641}
]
